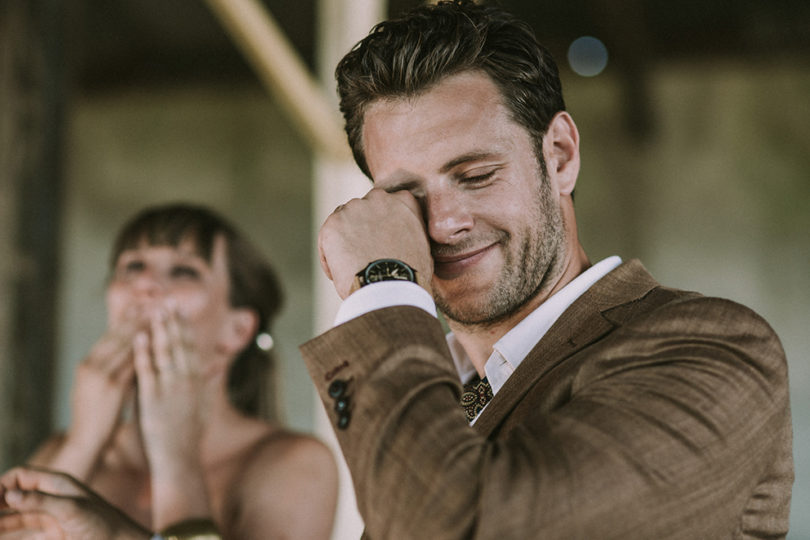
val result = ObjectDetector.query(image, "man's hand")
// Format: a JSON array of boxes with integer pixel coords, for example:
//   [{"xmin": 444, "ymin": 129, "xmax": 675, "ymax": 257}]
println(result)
[
  {"xmin": 318, "ymin": 188, "xmax": 433, "ymax": 299},
  {"xmin": 0, "ymin": 466, "xmax": 150, "ymax": 540}
]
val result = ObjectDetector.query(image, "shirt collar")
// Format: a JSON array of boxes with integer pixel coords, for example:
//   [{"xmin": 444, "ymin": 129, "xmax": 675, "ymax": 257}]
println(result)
[{"xmin": 449, "ymin": 256, "xmax": 622, "ymax": 396}]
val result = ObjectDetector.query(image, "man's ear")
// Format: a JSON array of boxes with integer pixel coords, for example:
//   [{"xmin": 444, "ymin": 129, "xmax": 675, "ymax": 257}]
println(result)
[
  {"xmin": 543, "ymin": 111, "xmax": 580, "ymax": 196},
  {"xmin": 221, "ymin": 308, "xmax": 260, "ymax": 356}
]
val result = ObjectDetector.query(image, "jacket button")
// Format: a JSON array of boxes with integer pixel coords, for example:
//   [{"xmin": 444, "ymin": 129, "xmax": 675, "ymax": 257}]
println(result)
[
  {"xmin": 334, "ymin": 397, "xmax": 350, "ymax": 413},
  {"xmin": 337, "ymin": 412, "xmax": 351, "ymax": 430},
  {"xmin": 328, "ymin": 379, "xmax": 347, "ymax": 399}
]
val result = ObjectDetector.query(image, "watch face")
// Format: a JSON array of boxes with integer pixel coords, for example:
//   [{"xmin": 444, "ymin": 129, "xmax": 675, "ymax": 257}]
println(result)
[{"xmin": 365, "ymin": 259, "xmax": 415, "ymax": 283}]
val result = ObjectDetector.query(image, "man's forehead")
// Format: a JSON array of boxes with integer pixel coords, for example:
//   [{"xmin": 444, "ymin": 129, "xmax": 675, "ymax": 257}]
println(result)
[{"xmin": 362, "ymin": 82, "xmax": 516, "ymax": 182}]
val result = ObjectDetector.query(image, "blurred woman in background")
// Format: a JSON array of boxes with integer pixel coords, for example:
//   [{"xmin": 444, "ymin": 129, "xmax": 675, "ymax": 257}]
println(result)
[{"xmin": 28, "ymin": 203, "xmax": 337, "ymax": 539}]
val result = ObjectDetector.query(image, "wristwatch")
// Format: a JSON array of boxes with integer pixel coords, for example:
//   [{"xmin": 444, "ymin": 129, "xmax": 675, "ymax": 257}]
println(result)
[{"xmin": 355, "ymin": 258, "xmax": 418, "ymax": 288}]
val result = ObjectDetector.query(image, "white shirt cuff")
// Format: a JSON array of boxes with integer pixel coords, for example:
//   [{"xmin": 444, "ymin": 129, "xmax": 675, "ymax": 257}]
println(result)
[{"xmin": 334, "ymin": 281, "xmax": 437, "ymax": 326}]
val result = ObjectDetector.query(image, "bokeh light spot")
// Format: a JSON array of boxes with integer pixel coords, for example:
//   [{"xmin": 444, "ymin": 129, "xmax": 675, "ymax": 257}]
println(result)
[{"xmin": 567, "ymin": 36, "xmax": 609, "ymax": 77}]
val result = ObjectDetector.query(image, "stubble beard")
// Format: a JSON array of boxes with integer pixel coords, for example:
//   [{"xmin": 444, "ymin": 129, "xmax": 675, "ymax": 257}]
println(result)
[{"xmin": 434, "ymin": 174, "xmax": 565, "ymax": 330}]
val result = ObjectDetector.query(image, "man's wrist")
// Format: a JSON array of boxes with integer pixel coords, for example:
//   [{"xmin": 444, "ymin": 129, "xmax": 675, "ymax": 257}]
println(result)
[{"xmin": 334, "ymin": 280, "xmax": 437, "ymax": 326}]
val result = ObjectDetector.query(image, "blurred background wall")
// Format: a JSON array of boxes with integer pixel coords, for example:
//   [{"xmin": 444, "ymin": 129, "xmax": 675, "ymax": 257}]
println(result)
[{"xmin": 1, "ymin": 0, "xmax": 808, "ymax": 538}]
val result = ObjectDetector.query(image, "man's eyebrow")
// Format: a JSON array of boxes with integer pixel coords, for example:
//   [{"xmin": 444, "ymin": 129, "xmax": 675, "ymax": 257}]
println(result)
[
  {"xmin": 439, "ymin": 151, "xmax": 496, "ymax": 174},
  {"xmin": 382, "ymin": 179, "xmax": 419, "ymax": 193}
]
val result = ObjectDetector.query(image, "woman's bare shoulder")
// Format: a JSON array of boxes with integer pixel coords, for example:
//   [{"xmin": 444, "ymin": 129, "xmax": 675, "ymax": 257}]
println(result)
[
  {"xmin": 222, "ymin": 425, "xmax": 338, "ymax": 539},
  {"xmin": 239, "ymin": 425, "xmax": 336, "ymax": 478}
]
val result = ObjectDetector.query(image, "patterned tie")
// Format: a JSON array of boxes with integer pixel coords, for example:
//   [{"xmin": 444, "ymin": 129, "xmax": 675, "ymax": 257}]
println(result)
[{"xmin": 460, "ymin": 374, "xmax": 493, "ymax": 422}]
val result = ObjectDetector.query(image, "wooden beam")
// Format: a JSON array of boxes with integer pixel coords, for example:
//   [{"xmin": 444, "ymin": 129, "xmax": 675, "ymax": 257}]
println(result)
[{"xmin": 203, "ymin": 0, "xmax": 351, "ymax": 160}]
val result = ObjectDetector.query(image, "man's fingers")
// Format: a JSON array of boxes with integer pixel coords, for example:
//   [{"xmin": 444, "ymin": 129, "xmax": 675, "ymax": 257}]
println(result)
[
  {"xmin": 389, "ymin": 189, "xmax": 427, "ymax": 225},
  {"xmin": 317, "ymin": 237, "xmax": 334, "ymax": 282}
]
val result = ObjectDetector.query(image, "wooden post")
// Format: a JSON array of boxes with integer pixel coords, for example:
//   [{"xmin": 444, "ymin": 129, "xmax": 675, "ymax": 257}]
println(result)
[
  {"xmin": 201, "ymin": 0, "xmax": 384, "ymax": 536},
  {"xmin": 0, "ymin": 0, "xmax": 20, "ymax": 472},
  {"xmin": 0, "ymin": 0, "xmax": 65, "ymax": 468},
  {"xmin": 313, "ymin": 1, "xmax": 385, "ymax": 538}
]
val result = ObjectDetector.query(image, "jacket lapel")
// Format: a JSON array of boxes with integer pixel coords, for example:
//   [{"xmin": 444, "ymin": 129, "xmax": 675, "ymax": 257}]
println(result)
[{"xmin": 473, "ymin": 260, "xmax": 660, "ymax": 437}]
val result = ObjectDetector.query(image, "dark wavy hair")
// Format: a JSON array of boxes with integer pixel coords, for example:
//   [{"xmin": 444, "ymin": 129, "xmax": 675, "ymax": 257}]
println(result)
[
  {"xmin": 110, "ymin": 203, "xmax": 283, "ymax": 420},
  {"xmin": 336, "ymin": 0, "xmax": 566, "ymax": 178}
]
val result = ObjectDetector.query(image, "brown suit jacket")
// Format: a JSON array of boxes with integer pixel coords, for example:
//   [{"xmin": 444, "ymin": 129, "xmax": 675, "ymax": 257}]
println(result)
[{"xmin": 301, "ymin": 260, "xmax": 793, "ymax": 539}]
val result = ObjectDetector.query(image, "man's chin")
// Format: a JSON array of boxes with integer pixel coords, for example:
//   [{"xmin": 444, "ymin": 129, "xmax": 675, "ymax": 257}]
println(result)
[{"xmin": 435, "ymin": 294, "xmax": 509, "ymax": 329}]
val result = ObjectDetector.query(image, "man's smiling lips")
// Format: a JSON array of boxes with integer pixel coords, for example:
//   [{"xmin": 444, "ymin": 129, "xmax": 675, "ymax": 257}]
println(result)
[{"xmin": 432, "ymin": 243, "xmax": 496, "ymax": 278}]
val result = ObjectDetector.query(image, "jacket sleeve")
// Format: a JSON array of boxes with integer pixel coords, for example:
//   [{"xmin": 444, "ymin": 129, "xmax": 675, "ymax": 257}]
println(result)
[{"xmin": 300, "ymin": 299, "xmax": 792, "ymax": 540}]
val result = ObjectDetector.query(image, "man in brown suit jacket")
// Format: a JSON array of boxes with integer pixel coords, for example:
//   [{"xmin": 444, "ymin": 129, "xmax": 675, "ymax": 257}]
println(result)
[
  {"xmin": 305, "ymin": 1, "xmax": 793, "ymax": 538},
  {"xmin": 0, "ymin": 1, "xmax": 792, "ymax": 539}
]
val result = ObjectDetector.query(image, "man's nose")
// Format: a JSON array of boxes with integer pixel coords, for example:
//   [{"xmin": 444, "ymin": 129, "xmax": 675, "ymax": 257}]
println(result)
[{"xmin": 425, "ymin": 189, "xmax": 473, "ymax": 244}]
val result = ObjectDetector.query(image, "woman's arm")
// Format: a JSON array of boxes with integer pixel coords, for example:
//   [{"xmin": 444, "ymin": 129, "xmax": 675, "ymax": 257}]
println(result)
[
  {"xmin": 134, "ymin": 305, "xmax": 212, "ymax": 530},
  {"xmin": 30, "ymin": 315, "xmax": 139, "ymax": 480}
]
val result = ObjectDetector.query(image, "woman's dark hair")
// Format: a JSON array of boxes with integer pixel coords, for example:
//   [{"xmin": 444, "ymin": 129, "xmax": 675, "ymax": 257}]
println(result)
[
  {"xmin": 110, "ymin": 203, "xmax": 284, "ymax": 420},
  {"xmin": 336, "ymin": 0, "xmax": 566, "ymax": 178}
]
